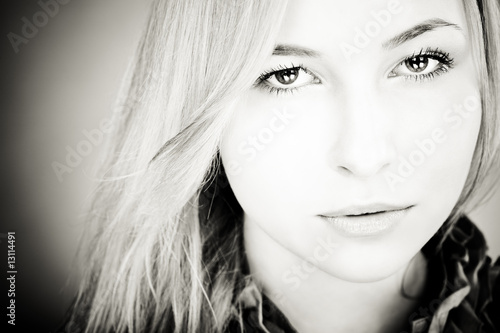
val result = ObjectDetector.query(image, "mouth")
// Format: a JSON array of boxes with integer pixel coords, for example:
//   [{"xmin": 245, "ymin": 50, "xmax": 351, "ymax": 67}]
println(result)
[{"xmin": 318, "ymin": 205, "xmax": 414, "ymax": 237}]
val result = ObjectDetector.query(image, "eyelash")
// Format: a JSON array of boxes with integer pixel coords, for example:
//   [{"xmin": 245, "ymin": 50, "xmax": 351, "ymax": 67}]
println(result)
[
  {"xmin": 254, "ymin": 48, "xmax": 455, "ymax": 96},
  {"xmin": 396, "ymin": 47, "xmax": 455, "ymax": 82}
]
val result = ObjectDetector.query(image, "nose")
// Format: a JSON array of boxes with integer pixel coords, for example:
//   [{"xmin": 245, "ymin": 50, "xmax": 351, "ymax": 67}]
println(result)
[{"xmin": 329, "ymin": 93, "xmax": 396, "ymax": 178}]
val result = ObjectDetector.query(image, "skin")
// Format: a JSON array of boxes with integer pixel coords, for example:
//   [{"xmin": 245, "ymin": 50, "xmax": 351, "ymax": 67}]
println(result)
[{"xmin": 219, "ymin": 0, "xmax": 481, "ymax": 332}]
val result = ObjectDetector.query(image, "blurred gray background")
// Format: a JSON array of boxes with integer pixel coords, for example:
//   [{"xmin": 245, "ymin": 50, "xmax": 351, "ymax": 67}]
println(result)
[{"xmin": 0, "ymin": 1, "xmax": 498, "ymax": 331}]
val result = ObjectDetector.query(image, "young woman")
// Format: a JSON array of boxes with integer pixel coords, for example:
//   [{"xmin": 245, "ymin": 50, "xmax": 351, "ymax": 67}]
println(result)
[{"xmin": 60, "ymin": 0, "xmax": 500, "ymax": 332}]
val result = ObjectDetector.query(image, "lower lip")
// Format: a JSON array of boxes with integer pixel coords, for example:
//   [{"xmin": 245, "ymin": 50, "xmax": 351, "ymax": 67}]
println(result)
[{"xmin": 320, "ymin": 207, "xmax": 412, "ymax": 237}]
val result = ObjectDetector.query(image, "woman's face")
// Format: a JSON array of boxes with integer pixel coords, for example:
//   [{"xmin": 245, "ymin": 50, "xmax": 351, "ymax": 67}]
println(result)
[{"xmin": 220, "ymin": 0, "xmax": 481, "ymax": 283}]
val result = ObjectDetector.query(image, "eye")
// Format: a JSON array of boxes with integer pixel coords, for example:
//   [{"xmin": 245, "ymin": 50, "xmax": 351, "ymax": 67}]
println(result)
[
  {"xmin": 394, "ymin": 56, "xmax": 441, "ymax": 76},
  {"xmin": 267, "ymin": 67, "xmax": 315, "ymax": 87},
  {"xmin": 255, "ymin": 65, "xmax": 321, "ymax": 95},
  {"xmin": 389, "ymin": 48, "xmax": 454, "ymax": 82}
]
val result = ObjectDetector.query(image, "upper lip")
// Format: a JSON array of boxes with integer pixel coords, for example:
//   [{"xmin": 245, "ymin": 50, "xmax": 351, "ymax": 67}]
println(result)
[{"xmin": 319, "ymin": 204, "xmax": 413, "ymax": 217}]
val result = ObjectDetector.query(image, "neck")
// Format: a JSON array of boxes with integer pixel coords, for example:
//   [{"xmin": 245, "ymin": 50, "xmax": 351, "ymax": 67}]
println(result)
[{"xmin": 243, "ymin": 219, "xmax": 428, "ymax": 333}]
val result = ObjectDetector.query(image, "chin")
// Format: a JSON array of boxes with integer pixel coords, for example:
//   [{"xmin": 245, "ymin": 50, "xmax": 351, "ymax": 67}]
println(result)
[{"xmin": 315, "ymin": 243, "xmax": 420, "ymax": 283}]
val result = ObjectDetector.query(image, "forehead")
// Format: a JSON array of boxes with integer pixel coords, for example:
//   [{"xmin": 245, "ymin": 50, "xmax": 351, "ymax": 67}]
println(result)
[{"xmin": 276, "ymin": 0, "xmax": 468, "ymax": 56}]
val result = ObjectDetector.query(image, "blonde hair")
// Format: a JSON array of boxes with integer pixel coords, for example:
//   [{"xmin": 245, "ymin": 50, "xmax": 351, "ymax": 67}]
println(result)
[
  {"xmin": 66, "ymin": 0, "xmax": 500, "ymax": 332},
  {"xmin": 445, "ymin": 0, "xmax": 500, "ymax": 227},
  {"xmin": 67, "ymin": 1, "xmax": 288, "ymax": 332}
]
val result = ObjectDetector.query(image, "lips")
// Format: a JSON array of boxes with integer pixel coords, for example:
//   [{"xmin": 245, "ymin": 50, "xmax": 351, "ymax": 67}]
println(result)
[{"xmin": 318, "ymin": 205, "xmax": 414, "ymax": 237}]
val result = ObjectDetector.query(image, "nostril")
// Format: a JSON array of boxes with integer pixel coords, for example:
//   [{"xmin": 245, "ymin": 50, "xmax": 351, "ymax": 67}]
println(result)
[
  {"xmin": 334, "ymin": 155, "xmax": 392, "ymax": 178},
  {"xmin": 329, "ymin": 133, "xmax": 397, "ymax": 178},
  {"xmin": 336, "ymin": 165, "xmax": 355, "ymax": 176}
]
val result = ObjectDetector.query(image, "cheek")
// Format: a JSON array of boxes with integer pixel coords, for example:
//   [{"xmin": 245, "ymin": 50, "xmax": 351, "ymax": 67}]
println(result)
[
  {"xmin": 219, "ymin": 94, "xmax": 319, "ymax": 220},
  {"xmin": 386, "ymin": 86, "xmax": 482, "ymax": 253},
  {"xmin": 390, "ymin": 89, "xmax": 482, "ymax": 205}
]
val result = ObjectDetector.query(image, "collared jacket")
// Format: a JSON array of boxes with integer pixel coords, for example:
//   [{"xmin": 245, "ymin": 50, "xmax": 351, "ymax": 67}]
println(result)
[{"xmin": 226, "ymin": 216, "xmax": 500, "ymax": 333}]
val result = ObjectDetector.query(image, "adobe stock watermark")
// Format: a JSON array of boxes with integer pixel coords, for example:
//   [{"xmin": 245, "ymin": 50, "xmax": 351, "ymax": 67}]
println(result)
[
  {"xmin": 52, "ymin": 118, "xmax": 114, "ymax": 182},
  {"xmin": 385, "ymin": 95, "xmax": 481, "ymax": 191},
  {"xmin": 340, "ymin": 0, "xmax": 403, "ymax": 62},
  {"xmin": 281, "ymin": 235, "xmax": 339, "ymax": 291},
  {"xmin": 225, "ymin": 105, "xmax": 297, "ymax": 176},
  {"xmin": 7, "ymin": 0, "xmax": 71, "ymax": 54}
]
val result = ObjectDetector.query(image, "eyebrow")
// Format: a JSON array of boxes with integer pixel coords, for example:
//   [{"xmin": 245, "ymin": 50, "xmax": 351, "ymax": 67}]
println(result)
[
  {"xmin": 272, "ymin": 18, "xmax": 463, "ymax": 58},
  {"xmin": 382, "ymin": 18, "xmax": 463, "ymax": 49},
  {"xmin": 272, "ymin": 44, "xmax": 320, "ymax": 57}
]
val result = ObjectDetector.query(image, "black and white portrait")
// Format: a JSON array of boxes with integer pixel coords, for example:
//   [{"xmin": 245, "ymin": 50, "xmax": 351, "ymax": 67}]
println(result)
[{"xmin": 2, "ymin": 1, "xmax": 500, "ymax": 332}]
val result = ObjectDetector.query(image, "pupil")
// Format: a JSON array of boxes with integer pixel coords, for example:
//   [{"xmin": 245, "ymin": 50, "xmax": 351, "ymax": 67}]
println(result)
[
  {"xmin": 406, "ymin": 56, "xmax": 428, "ymax": 73},
  {"xmin": 276, "ymin": 68, "xmax": 299, "ymax": 85}
]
